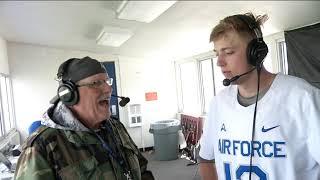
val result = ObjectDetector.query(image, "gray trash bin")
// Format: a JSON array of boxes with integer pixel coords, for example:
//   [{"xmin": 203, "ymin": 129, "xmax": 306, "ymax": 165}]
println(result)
[{"xmin": 149, "ymin": 119, "xmax": 180, "ymax": 161}]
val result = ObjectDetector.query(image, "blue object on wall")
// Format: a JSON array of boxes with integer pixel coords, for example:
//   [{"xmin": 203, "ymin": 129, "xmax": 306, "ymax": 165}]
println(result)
[
  {"xmin": 102, "ymin": 62, "xmax": 119, "ymax": 120},
  {"xmin": 28, "ymin": 120, "xmax": 42, "ymax": 134}
]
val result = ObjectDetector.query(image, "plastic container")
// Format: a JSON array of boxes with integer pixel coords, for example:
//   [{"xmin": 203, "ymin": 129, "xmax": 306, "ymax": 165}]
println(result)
[{"xmin": 149, "ymin": 119, "xmax": 181, "ymax": 160}]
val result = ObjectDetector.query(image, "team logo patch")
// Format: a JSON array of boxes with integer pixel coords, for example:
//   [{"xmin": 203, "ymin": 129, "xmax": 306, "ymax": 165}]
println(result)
[
  {"xmin": 221, "ymin": 123, "xmax": 226, "ymax": 132},
  {"xmin": 262, "ymin": 125, "xmax": 280, "ymax": 132}
]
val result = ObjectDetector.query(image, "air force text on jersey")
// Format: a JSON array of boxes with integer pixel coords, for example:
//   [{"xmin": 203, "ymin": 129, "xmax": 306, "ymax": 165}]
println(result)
[{"xmin": 219, "ymin": 139, "xmax": 286, "ymax": 158}]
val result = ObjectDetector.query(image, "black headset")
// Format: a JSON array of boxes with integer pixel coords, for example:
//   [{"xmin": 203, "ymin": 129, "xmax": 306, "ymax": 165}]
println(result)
[
  {"xmin": 237, "ymin": 15, "xmax": 268, "ymax": 67},
  {"xmin": 56, "ymin": 58, "xmax": 79, "ymax": 106}
]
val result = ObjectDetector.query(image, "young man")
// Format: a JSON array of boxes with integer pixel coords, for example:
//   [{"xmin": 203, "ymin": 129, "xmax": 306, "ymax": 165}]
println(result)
[
  {"xmin": 14, "ymin": 56, "xmax": 154, "ymax": 180},
  {"xmin": 199, "ymin": 13, "xmax": 320, "ymax": 180}
]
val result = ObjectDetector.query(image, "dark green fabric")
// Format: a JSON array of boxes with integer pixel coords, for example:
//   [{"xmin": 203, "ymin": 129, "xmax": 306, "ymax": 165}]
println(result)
[{"xmin": 15, "ymin": 118, "xmax": 151, "ymax": 180}]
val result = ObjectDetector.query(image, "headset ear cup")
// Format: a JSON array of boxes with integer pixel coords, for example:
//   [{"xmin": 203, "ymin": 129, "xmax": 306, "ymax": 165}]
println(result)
[
  {"xmin": 57, "ymin": 81, "xmax": 79, "ymax": 106},
  {"xmin": 70, "ymin": 87, "xmax": 79, "ymax": 106},
  {"xmin": 247, "ymin": 39, "xmax": 269, "ymax": 66},
  {"xmin": 247, "ymin": 40, "xmax": 256, "ymax": 66}
]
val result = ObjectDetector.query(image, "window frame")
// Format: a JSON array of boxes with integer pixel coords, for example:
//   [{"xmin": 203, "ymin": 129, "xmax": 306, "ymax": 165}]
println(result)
[
  {"xmin": 0, "ymin": 73, "xmax": 16, "ymax": 136},
  {"xmin": 277, "ymin": 39, "xmax": 288, "ymax": 74},
  {"xmin": 175, "ymin": 52, "xmax": 217, "ymax": 116},
  {"xmin": 198, "ymin": 58, "xmax": 216, "ymax": 114}
]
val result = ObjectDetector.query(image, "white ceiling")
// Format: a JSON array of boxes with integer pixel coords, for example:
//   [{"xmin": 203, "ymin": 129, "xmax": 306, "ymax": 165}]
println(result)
[{"xmin": 0, "ymin": 1, "xmax": 320, "ymax": 60}]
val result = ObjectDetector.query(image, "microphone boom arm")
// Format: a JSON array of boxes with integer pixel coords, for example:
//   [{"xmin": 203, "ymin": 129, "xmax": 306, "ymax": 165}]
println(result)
[{"xmin": 223, "ymin": 67, "xmax": 256, "ymax": 86}]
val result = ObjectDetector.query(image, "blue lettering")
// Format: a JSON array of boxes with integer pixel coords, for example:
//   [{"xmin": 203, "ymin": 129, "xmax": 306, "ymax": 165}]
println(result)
[
  {"xmin": 252, "ymin": 141, "xmax": 262, "ymax": 157},
  {"xmin": 224, "ymin": 162, "xmax": 231, "ymax": 180},
  {"xmin": 274, "ymin": 142, "xmax": 286, "ymax": 157},
  {"xmin": 241, "ymin": 141, "xmax": 250, "ymax": 156},
  {"xmin": 224, "ymin": 139, "xmax": 231, "ymax": 154},
  {"xmin": 236, "ymin": 165, "xmax": 267, "ymax": 180},
  {"xmin": 262, "ymin": 141, "xmax": 273, "ymax": 157},
  {"xmin": 218, "ymin": 139, "xmax": 286, "ymax": 158},
  {"xmin": 232, "ymin": 140, "xmax": 240, "ymax": 155}
]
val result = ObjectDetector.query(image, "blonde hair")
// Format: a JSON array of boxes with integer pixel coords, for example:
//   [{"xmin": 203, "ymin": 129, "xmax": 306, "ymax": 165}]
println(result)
[{"xmin": 209, "ymin": 12, "xmax": 268, "ymax": 42}]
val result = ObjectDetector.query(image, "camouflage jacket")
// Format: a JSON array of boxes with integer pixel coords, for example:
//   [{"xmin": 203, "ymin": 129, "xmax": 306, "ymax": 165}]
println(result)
[{"xmin": 14, "ymin": 102, "xmax": 150, "ymax": 180}]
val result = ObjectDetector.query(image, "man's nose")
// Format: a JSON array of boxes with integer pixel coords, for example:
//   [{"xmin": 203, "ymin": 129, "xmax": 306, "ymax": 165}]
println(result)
[
  {"xmin": 216, "ymin": 55, "xmax": 226, "ymax": 67},
  {"xmin": 101, "ymin": 82, "xmax": 112, "ymax": 93}
]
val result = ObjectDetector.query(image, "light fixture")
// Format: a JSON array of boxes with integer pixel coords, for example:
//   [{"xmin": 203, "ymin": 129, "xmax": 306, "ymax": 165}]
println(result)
[
  {"xmin": 116, "ymin": 1, "xmax": 177, "ymax": 23},
  {"xmin": 96, "ymin": 26, "xmax": 133, "ymax": 47}
]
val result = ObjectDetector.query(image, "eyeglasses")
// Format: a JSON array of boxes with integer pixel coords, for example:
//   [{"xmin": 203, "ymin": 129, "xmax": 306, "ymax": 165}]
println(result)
[{"xmin": 77, "ymin": 78, "xmax": 113, "ymax": 88}]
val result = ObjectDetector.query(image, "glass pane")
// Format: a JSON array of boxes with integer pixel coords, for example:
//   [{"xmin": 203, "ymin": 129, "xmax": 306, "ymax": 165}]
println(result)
[
  {"xmin": 130, "ymin": 105, "xmax": 135, "ymax": 114},
  {"xmin": 180, "ymin": 61, "xmax": 199, "ymax": 114},
  {"xmin": 131, "ymin": 117, "xmax": 136, "ymax": 123},
  {"xmin": 5, "ymin": 77, "xmax": 14, "ymax": 131},
  {"xmin": 0, "ymin": 76, "xmax": 7, "ymax": 135},
  {"xmin": 0, "ymin": 75, "xmax": 15, "ymax": 135},
  {"xmin": 278, "ymin": 41, "xmax": 288, "ymax": 74},
  {"xmin": 135, "ymin": 104, "xmax": 141, "ymax": 114},
  {"xmin": 200, "ymin": 59, "xmax": 214, "ymax": 113}
]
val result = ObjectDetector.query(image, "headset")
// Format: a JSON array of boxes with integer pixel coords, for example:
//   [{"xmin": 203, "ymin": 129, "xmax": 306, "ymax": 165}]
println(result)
[
  {"xmin": 56, "ymin": 58, "xmax": 79, "ymax": 106},
  {"xmin": 222, "ymin": 15, "xmax": 269, "ymax": 86},
  {"xmin": 237, "ymin": 14, "xmax": 268, "ymax": 67}
]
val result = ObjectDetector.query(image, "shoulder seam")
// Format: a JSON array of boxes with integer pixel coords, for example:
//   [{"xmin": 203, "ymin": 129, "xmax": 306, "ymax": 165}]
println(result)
[{"xmin": 26, "ymin": 126, "xmax": 50, "ymax": 147}]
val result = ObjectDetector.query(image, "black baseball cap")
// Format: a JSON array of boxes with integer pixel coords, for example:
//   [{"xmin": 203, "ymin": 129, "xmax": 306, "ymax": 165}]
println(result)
[{"xmin": 50, "ymin": 56, "xmax": 106, "ymax": 104}]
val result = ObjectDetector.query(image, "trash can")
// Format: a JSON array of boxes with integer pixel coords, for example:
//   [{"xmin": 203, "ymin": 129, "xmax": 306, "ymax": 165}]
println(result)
[{"xmin": 149, "ymin": 119, "xmax": 181, "ymax": 161}]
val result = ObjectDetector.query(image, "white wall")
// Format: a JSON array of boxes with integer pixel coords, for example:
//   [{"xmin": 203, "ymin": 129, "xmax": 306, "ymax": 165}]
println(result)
[
  {"xmin": 7, "ymin": 42, "xmax": 178, "ymax": 147},
  {"xmin": 0, "ymin": 36, "xmax": 9, "ymax": 75},
  {"xmin": 117, "ymin": 56, "xmax": 178, "ymax": 148}
]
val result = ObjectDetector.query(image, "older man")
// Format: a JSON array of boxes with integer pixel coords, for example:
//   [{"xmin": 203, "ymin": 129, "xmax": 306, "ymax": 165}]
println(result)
[{"xmin": 15, "ymin": 56, "xmax": 153, "ymax": 180}]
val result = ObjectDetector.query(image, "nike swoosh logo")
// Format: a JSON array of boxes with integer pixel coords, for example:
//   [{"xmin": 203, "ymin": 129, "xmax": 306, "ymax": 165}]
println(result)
[{"xmin": 262, "ymin": 125, "xmax": 280, "ymax": 132}]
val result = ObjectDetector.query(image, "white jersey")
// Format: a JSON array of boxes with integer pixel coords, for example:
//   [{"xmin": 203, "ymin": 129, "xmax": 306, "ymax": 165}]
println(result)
[{"xmin": 199, "ymin": 74, "xmax": 320, "ymax": 180}]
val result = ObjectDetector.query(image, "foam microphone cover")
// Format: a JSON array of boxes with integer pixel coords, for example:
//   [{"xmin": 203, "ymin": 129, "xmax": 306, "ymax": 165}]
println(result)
[
  {"xmin": 119, "ymin": 97, "xmax": 130, "ymax": 107},
  {"xmin": 223, "ymin": 79, "xmax": 231, "ymax": 86}
]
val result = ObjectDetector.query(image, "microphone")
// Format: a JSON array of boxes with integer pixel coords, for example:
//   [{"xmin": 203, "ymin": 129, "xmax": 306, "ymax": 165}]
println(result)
[
  {"xmin": 119, "ymin": 97, "xmax": 130, "ymax": 107},
  {"xmin": 223, "ymin": 68, "xmax": 256, "ymax": 86},
  {"xmin": 111, "ymin": 94, "xmax": 130, "ymax": 107}
]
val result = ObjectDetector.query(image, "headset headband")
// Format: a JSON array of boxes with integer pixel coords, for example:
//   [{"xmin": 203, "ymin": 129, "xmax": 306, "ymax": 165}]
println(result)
[{"xmin": 237, "ymin": 15, "xmax": 263, "ymax": 40}]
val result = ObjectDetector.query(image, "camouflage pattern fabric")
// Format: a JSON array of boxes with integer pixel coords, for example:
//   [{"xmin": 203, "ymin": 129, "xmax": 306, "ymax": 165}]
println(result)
[{"xmin": 14, "ymin": 117, "xmax": 149, "ymax": 180}]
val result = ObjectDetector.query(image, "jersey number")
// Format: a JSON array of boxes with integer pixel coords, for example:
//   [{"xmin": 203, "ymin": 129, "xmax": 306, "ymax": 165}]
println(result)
[{"xmin": 224, "ymin": 162, "xmax": 267, "ymax": 180}]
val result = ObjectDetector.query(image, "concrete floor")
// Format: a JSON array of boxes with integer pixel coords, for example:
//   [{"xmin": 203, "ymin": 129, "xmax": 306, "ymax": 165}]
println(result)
[{"xmin": 143, "ymin": 151, "xmax": 201, "ymax": 180}]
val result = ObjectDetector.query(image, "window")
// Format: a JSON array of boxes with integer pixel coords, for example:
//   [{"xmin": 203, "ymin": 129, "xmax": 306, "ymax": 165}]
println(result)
[
  {"xmin": 179, "ymin": 61, "xmax": 200, "ymax": 115},
  {"xmin": 212, "ymin": 57, "xmax": 225, "ymax": 95},
  {"xmin": 277, "ymin": 41, "xmax": 288, "ymax": 74},
  {"xmin": 199, "ymin": 58, "xmax": 226, "ymax": 114},
  {"xmin": 200, "ymin": 59, "xmax": 214, "ymax": 114},
  {"xmin": 176, "ymin": 54, "xmax": 226, "ymax": 115},
  {"xmin": 0, "ymin": 74, "xmax": 15, "ymax": 136}
]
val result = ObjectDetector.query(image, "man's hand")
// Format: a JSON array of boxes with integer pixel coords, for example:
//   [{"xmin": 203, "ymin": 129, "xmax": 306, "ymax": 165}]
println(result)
[
  {"xmin": 141, "ymin": 170, "xmax": 155, "ymax": 180},
  {"xmin": 199, "ymin": 162, "xmax": 218, "ymax": 180}
]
